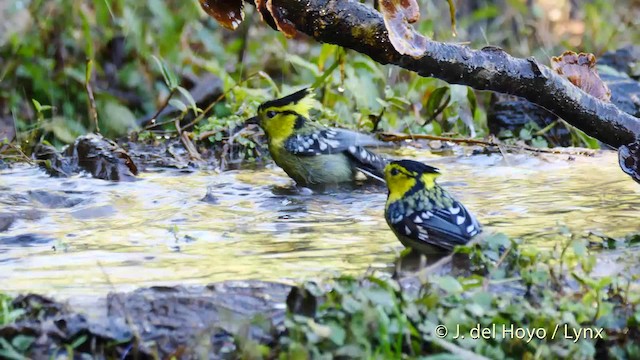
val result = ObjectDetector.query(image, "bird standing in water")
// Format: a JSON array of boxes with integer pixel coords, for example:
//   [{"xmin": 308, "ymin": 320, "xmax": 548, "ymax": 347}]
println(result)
[
  {"xmin": 384, "ymin": 159, "xmax": 481, "ymax": 253},
  {"xmin": 247, "ymin": 88, "xmax": 388, "ymax": 186}
]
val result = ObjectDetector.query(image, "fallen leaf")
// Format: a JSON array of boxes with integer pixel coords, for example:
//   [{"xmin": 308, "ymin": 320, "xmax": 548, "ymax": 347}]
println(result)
[
  {"xmin": 379, "ymin": 0, "xmax": 428, "ymax": 58},
  {"xmin": 199, "ymin": 0, "xmax": 245, "ymax": 30},
  {"xmin": 551, "ymin": 51, "xmax": 611, "ymax": 101}
]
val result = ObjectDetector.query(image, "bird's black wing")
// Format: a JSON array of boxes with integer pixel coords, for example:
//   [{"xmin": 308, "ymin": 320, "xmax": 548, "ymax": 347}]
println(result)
[
  {"xmin": 284, "ymin": 128, "xmax": 389, "ymax": 180},
  {"xmin": 389, "ymin": 197, "xmax": 481, "ymax": 251}
]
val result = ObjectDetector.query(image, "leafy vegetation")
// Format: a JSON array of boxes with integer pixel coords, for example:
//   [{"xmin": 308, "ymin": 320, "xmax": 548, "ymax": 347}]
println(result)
[
  {"xmin": 278, "ymin": 232, "xmax": 640, "ymax": 359},
  {"xmin": 0, "ymin": 294, "xmax": 34, "ymax": 360},
  {"xmin": 0, "ymin": 231, "xmax": 637, "ymax": 359},
  {"xmin": 0, "ymin": 294, "xmax": 23, "ymax": 326},
  {"xmin": 2, "ymin": 0, "xmax": 639, "ymax": 162}
]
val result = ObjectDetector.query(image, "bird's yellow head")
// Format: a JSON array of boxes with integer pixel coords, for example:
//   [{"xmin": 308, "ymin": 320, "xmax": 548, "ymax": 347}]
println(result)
[
  {"xmin": 251, "ymin": 88, "xmax": 315, "ymax": 144},
  {"xmin": 384, "ymin": 160, "xmax": 441, "ymax": 203}
]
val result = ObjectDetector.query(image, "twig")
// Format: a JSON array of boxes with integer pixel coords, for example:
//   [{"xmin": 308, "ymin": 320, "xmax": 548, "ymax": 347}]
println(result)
[
  {"xmin": 497, "ymin": 143, "xmax": 512, "ymax": 166},
  {"xmin": 370, "ymin": 107, "xmax": 385, "ymax": 132},
  {"xmin": 423, "ymin": 94, "xmax": 450, "ymax": 126},
  {"xmin": 197, "ymin": 130, "xmax": 220, "ymax": 142},
  {"xmin": 144, "ymin": 71, "xmax": 267, "ymax": 133},
  {"xmin": 493, "ymin": 246, "xmax": 512, "ymax": 270},
  {"xmin": 219, "ymin": 126, "xmax": 252, "ymax": 170},
  {"xmin": 379, "ymin": 132, "xmax": 596, "ymax": 156},
  {"xmin": 85, "ymin": 59, "xmax": 100, "ymax": 133},
  {"xmin": 181, "ymin": 71, "xmax": 274, "ymax": 131},
  {"xmin": 1, "ymin": 143, "xmax": 35, "ymax": 165},
  {"xmin": 144, "ymin": 88, "xmax": 177, "ymax": 130},
  {"xmin": 143, "ymin": 117, "xmax": 179, "ymax": 131},
  {"xmin": 175, "ymin": 117, "xmax": 202, "ymax": 161},
  {"xmin": 410, "ymin": 235, "xmax": 484, "ymax": 282},
  {"xmin": 483, "ymin": 245, "xmax": 513, "ymax": 290}
]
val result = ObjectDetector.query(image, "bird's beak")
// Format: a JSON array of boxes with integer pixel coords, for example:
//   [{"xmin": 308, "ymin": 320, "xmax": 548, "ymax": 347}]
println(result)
[{"xmin": 245, "ymin": 116, "xmax": 259, "ymax": 125}]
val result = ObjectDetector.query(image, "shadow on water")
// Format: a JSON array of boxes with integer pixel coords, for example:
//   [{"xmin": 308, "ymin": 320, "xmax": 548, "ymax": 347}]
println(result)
[{"xmin": 0, "ymin": 149, "xmax": 638, "ymax": 298}]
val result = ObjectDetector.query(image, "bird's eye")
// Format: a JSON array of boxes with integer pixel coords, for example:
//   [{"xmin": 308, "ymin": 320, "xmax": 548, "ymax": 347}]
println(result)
[
  {"xmin": 390, "ymin": 168, "xmax": 399, "ymax": 176},
  {"xmin": 266, "ymin": 111, "xmax": 277, "ymax": 118}
]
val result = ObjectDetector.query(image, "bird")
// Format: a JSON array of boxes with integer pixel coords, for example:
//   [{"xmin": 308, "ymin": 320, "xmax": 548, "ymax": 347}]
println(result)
[
  {"xmin": 384, "ymin": 159, "xmax": 481, "ymax": 253},
  {"xmin": 246, "ymin": 88, "xmax": 389, "ymax": 186}
]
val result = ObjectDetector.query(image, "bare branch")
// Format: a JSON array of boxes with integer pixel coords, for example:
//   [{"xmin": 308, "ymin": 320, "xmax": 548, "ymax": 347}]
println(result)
[{"xmin": 261, "ymin": 0, "xmax": 640, "ymax": 148}]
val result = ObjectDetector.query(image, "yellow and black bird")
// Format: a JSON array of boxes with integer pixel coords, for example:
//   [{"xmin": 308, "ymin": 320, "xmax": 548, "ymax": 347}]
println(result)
[
  {"xmin": 384, "ymin": 159, "xmax": 481, "ymax": 253},
  {"xmin": 247, "ymin": 88, "xmax": 388, "ymax": 186}
]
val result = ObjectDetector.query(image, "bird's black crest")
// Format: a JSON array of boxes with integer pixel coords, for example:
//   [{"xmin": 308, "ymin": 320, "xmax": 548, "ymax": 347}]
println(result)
[
  {"xmin": 392, "ymin": 160, "xmax": 440, "ymax": 175},
  {"xmin": 258, "ymin": 88, "xmax": 312, "ymax": 111}
]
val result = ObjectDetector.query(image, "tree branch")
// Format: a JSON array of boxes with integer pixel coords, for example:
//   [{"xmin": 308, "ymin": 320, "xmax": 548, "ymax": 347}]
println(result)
[{"xmin": 265, "ymin": 0, "xmax": 640, "ymax": 148}]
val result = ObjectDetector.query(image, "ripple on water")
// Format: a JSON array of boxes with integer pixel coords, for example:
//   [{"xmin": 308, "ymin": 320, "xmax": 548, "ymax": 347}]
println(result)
[{"xmin": 0, "ymin": 150, "xmax": 638, "ymax": 298}]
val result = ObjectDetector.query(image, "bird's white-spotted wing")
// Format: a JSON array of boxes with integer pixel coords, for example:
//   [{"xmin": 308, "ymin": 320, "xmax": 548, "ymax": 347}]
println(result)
[
  {"xmin": 389, "ymin": 197, "xmax": 481, "ymax": 250},
  {"xmin": 284, "ymin": 128, "xmax": 386, "ymax": 155},
  {"xmin": 284, "ymin": 128, "xmax": 389, "ymax": 179}
]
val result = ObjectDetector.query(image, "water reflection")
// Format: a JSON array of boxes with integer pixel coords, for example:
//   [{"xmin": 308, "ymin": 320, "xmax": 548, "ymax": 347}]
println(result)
[{"xmin": 0, "ymin": 150, "xmax": 637, "ymax": 297}]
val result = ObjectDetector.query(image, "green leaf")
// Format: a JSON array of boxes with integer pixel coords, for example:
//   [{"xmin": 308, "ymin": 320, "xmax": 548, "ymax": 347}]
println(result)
[
  {"xmin": 433, "ymin": 276, "xmax": 463, "ymax": 294},
  {"xmin": 69, "ymin": 334, "xmax": 87, "ymax": 349},
  {"xmin": 328, "ymin": 322, "xmax": 346, "ymax": 346},
  {"xmin": 519, "ymin": 128, "xmax": 532, "ymax": 140},
  {"xmin": 574, "ymin": 128, "xmax": 600, "ymax": 149},
  {"xmin": 531, "ymin": 136, "xmax": 548, "ymax": 148},
  {"xmin": 31, "ymin": 99, "xmax": 52, "ymax": 113},
  {"xmin": 336, "ymin": 344, "xmax": 364, "ymax": 358},
  {"xmin": 363, "ymin": 287, "xmax": 396, "ymax": 309},
  {"xmin": 465, "ymin": 303, "xmax": 485, "ymax": 317},
  {"xmin": 176, "ymin": 86, "xmax": 200, "ymax": 115},
  {"xmin": 169, "ymin": 98, "xmax": 188, "ymax": 113},
  {"xmin": 425, "ymin": 87, "xmax": 450, "ymax": 120},
  {"xmin": 571, "ymin": 238, "xmax": 588, "ymax": 257},
  {"xmin": 151, "ymin": 55, "xmax": 178, "ymax": 89},
  {"xmin": 10, "ymin": 336, "xmax": 34, "ymax": 353},
  {"xmin": 485, "ymin": 233, "xmax": 510, "ymax": 250},
  {"xmin": 312, "ymin": 59, "xmax": 340, "ymax": 89},
  {"xmin": 287, "ymin": 54, "xmax": 320, "ymax": 76},
  {"xmin": 286, "ymin": 342, "xmax": 309, "ymax": 360},
  {"xmin": 79, "ymin": 7, "xmax": 94, "ymax": 59},
  {"xmin": 317, "ymin": 44, "xmax": 338, "ymax": 70},
  {"xmin": 0, "ymin": 337, "xmax": 27, "ymax": 360},
  {"xmin": 307, "ymin": 319, "xmax": 331, "ymax": 339},
  {"xmin": 597, "ymin": 277, "xmax": 612, "ymax": 289},
  {"xmin": 31, "ymin": 99, "xmax": 42, "ymax": 112},
  {"xmin": 256, "ymin": 71, "xmax": 280, "ymax": 96},
  {"xmin": 341, "ymin": 295, "xmax": 361, "ymax": 314},
  {"xmin": 572, "ymin": 272, "xmax": 599, "ymax": 289}
]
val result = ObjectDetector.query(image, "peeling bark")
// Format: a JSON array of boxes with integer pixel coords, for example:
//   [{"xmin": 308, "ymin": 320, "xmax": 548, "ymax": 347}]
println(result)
[{"xmin": 262, "ymin": 0, "xmax": 640, "ymax": 149}]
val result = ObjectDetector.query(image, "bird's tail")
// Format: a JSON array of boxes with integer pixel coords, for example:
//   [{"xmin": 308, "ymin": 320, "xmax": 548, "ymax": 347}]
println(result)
[{"xmin": 349, "ymin": 146, "xmax": 390, "ymax": 183}]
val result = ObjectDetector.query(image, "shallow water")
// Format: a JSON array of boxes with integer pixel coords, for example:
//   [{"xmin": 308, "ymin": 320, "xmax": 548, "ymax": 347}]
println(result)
[{"xmin": 0, "ymin": 149, "xmax": 638, "ymax": 298}]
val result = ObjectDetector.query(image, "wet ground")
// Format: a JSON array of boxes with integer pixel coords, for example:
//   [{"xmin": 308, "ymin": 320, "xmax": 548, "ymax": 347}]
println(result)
[{"xmin": 0, "ymin": 149, "xmax": 638, "ymax": 300}]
